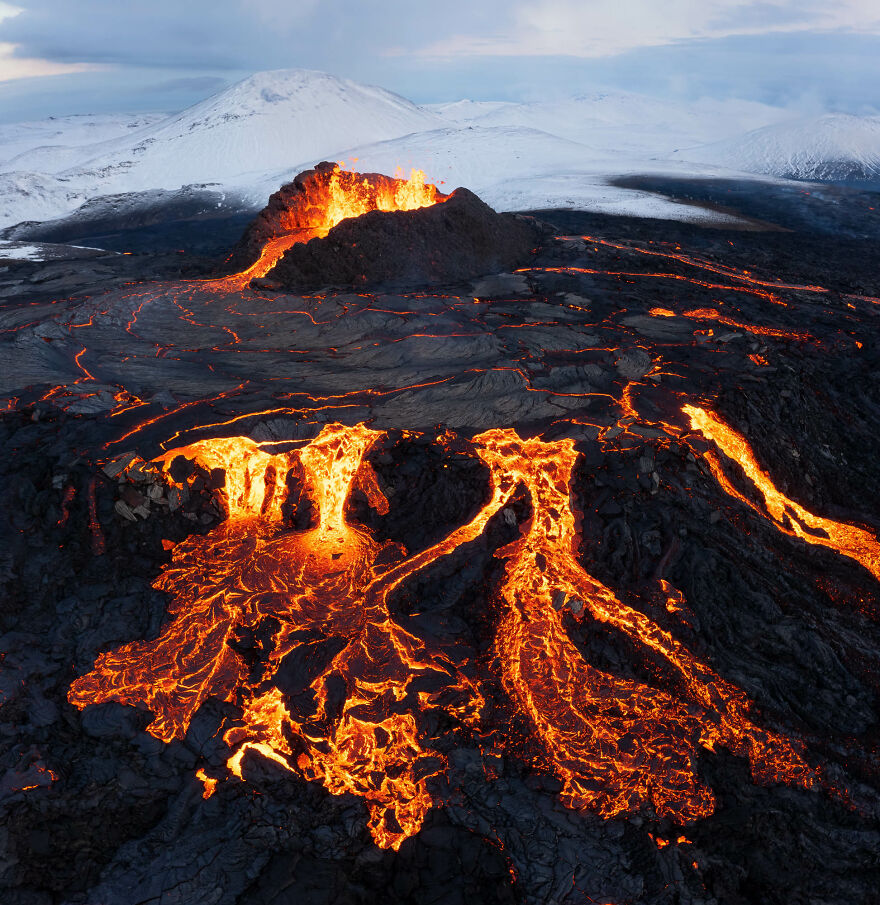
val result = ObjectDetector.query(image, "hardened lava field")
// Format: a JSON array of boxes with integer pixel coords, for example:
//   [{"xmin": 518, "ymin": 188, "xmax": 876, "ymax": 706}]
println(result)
[{"xmin": 1, "ymin": 181, "xmax": 880, "ymax": 905}]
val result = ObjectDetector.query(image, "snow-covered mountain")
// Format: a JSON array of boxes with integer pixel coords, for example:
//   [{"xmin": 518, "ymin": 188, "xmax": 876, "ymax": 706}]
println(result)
[
  {"xmin": 674, "ymin": 114, "xmax": 880, "ymax": 182},
  {"xmin": 66, "ymin": 69, "xmax": 442, "ymax": 188},
  {"xmin": 0, "ymin": 70, "xmax": 443, "ymax": 226}
]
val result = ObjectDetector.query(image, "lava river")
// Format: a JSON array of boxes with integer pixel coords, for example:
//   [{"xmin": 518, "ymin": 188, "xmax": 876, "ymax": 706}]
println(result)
[{"xmin": 65, "ymin": 404, "xmax": 870, "ymax": 850}]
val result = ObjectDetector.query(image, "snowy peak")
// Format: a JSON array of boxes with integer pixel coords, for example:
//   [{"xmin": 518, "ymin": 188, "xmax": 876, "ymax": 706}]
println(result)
[
  {"xmin": 160, "ymin": 69, "xmax": 438, "ymax": 135},
  {"xmin": 66, "ymin": 68, "xmax": 445, "ymax": 190},
  {"xmin": 674, "ymin": 114, "xmax": 880, "ymax": 182},
  {"xmin": 0, "ymin": 69, "xmax": 448, "ymax": 225}
]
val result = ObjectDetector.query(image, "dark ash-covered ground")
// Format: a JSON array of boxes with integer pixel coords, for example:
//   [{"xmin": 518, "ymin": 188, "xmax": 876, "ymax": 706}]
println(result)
[{"xmin": 1, "ymin": 179, "xmax": 879, "ymax": 905}]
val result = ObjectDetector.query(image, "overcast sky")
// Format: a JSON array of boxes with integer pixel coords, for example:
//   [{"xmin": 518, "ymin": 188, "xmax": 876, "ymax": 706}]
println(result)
[{"xmin": 0, "ymin": 0, "xmax": 878, "ymax": 121}]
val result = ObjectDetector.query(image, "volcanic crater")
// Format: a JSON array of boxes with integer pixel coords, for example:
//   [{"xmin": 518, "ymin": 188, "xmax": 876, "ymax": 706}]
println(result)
[{"xmin": 228, "ymin": 161, "xmax": 545, "ymax": 291}]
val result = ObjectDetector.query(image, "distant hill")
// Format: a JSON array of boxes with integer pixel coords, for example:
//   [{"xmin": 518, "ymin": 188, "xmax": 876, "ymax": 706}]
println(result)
[
  {"xmin": 673, "ymin": 114, "xmax": 880, "ymax": 183},
  {"xmin": 7, "ymin": 69, "xmax": 878, "ymax": 236},
  {"xmin": 430, "ymin": 93, "xmax": 789, "ymax": 155}
]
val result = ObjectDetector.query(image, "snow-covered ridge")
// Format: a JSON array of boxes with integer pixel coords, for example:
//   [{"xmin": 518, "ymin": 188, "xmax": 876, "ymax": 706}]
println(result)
[
  {"xmin": 430, "ymin": 92, "xmax": 789, "ymax": 155},
  {"xmin": 673, "ymin": 114, "xmax": 880, "ymax": 182},
  {"xmin": 0, "ymin": 113, "xmax": 165, "ymax": 168}
]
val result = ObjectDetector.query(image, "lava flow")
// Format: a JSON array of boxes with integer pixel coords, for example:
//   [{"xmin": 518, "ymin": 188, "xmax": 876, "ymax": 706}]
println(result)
[
  {"xmin": 684, "ymin": 404, "xmax": 880, "ymax": 583},
  {"xmin": 474, "ymin": 429, "xmax": 818, "ymax": 821},
  {"xmin": 65, "ymin": 413, "xmax": 856, "ymax": 849},
  {"xmin": 69, "ymin": 423, "xmax": 492, "ymax": 850}
]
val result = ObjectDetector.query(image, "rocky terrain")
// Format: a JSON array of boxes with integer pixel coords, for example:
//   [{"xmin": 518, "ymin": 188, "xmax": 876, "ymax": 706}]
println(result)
[{"xmin": 0, "ymin": 182, "xmax": 879, "ymax": 905}]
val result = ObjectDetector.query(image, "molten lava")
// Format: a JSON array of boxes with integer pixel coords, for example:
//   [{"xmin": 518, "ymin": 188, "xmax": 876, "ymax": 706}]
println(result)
[
  {"xmin": 313, "ymin": 164, "xmax": 445, "ymax": 233},
  {"xmin": 69, "ymin": 420, "xmax": 844, "ymax": 849},
  {"xmin": 474, "ymin": 429, "xmax": 817, "ymax": 821},
  {"xmin": 684, "ymin": 405, "xmax": 880, "ymax": 583}
]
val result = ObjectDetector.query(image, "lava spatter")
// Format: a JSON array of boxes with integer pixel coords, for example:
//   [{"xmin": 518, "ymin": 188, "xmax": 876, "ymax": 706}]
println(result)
[
  {"xmin": 68, "ymin": 420, "xmax": 837, "ymax": 849},
  {"xmin": 215, "ymin": 164, "xmax": 446, "ymax": 291}
]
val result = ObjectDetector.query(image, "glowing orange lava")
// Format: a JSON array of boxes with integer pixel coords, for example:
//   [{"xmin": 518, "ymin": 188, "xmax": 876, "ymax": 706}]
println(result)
[
  {"xmin": 684, "ymin": 405, "xmax": 880, "ymax": 583},
  {"xmin": 474, "ymin": 429, "xmax": 817, "ymax": 821},
  {"xmin": 195, "ymin": 768, "xmax": 217, "ymax": 799},
  {"xmin": 218, "ymin": 165, "xmax": 446, "ymax": 290},
  {"xmin": 317, "ymin": 164, "xmax": 444, "ymax": 230},
  {"xmin": 648, "ymin": 305, "xmax": 815, "ymax": 342},
  {"xmin": 69, "ymin": 422, "xmax": 830, "ymax": 849}
]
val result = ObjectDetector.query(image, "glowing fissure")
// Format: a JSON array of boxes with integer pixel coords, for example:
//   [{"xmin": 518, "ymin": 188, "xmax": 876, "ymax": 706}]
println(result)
[
  {"xmin": 648, "ymin": 306, "xmax": 814, "ymax": 342},
  {"xmin": 572, "ymin": 235, "xmax": 829, "ymax": 297},
  {"xmin": 68, "ymin": 413, "xmax": 866, "ymax": 849}
]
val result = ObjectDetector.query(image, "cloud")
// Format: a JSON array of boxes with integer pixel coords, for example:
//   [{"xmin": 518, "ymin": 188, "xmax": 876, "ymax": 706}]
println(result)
[
  {"xmin": 0, "ymin": 0, "xmax": 877, "ymax": 118},
  {"xmin": 240, "ymin": 0, "xmax": 321, "ymax": 27},
  {"xmin": 0, "ymin": 1, "xmax": 515, "ymax": 71},
  {"xmin": 0, "ymin": 40, "xmax": 104, "ymax": 80},
  {"xmin": 152, "ymin": 75, "xmax": 229, "ymax": 94},
  {"xmin": 0, "ymin": 3, "xmax": 104, "ymax": 80},
  {"xmin": 413, "ymin": 0, "xmax": 880, "ymax": 59}
]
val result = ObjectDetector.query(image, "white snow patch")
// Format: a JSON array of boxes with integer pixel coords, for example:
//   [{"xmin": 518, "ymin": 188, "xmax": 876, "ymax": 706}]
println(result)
[
  {"xmin": 0, "ymin": 241, "xmax": 50, "ymax": 260},
  {"xmin": 0, "ymin": 239, "xmax": 105, "ymax": 261},
  {"xmin": 476, "ymin": 174, "xmax": 747, "ymax": 224}
]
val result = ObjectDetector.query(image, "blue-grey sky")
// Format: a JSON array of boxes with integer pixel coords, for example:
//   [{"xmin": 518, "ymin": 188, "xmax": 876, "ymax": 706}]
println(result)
[{"xmin": 0, "ymin": 0, "xmax": 878, "ymax": 121}]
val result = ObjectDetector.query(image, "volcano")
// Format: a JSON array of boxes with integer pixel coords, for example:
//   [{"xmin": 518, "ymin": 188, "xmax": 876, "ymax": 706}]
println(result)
[
  {"xmin": 228, "ymin": 161, "xmax": 545, "ymax": 290},
  {"xmin": 1, "ymin": 171, "xmax": 879, "ymax": 905}
]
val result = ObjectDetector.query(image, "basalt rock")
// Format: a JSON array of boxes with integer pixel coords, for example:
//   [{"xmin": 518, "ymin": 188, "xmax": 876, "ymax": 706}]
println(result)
[{"xmin": 263, "ymin": 186, "xmax": 545, "ymax": 291}]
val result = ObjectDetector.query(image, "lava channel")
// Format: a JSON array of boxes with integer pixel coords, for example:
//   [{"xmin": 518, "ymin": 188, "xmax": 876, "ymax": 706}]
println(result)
[{"xmin": 684, "ymin": 404, "xmax": 880, "ymax": 583}]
